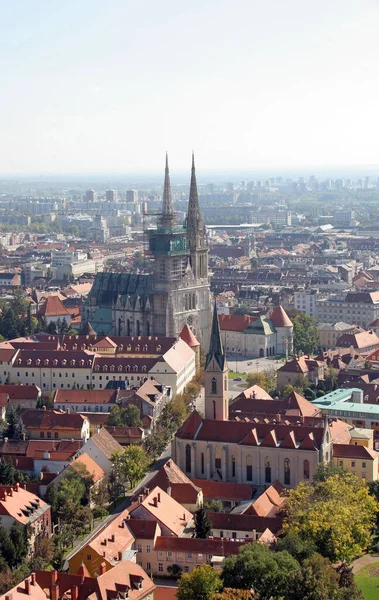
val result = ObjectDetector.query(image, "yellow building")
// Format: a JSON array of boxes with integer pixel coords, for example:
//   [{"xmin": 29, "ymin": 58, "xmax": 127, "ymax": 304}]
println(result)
[{"xmin": 333, "ymin": 444, "xmax": 378, "ymax": 481}]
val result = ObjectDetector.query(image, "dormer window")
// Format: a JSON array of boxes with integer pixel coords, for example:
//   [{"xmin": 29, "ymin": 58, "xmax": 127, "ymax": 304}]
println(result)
[
  {"xmin": 127, "ymin": 345, "xmax": 132, "ymax": 352},
  {"xmin": 110, "ymin": 365, "xmax": 115, "ymax": 372},
  {"xmin": 27, "ymin": 359, "xmax": 32, "ymax": 366},
  {"xmin": 143, "ymin": 345, "xmax": 148, "ymax": 352},
  {"xmin": 118, "ymin": 365, "xmax": 123, "ymax": 372},
  {"xmin": 156, "ymin": 345, "xmax": 161, "ymax": 352},
  {"xmin": 36, "ymin": 359, "xmax": 41, "ymax": 366},
  {"xmin": 95, "ymin": 365, "xmax": 100, "ymax": 372},
  {"xmin": 141, "ymin": 365, "xmax": 147, "ymax": 373},
  {"xmin": 126, "ymin": 365, "xmax": 131, "ymax": 372},
  {"xmin": 135, "ymin": 345, "xmax": 140, "ymax": 352},
  {"xmin": 62, "ymin": 359, "xmax": 67, "ymax": 366},
  {"xmin": 71, "ymin": 360, "xmax": 75, "ymax": 366},
  {"xmin": 73, "ymin": 344, "xmax": 77, "ymax": 350},
  {"xmin": 133, "ymin": 365, "xmax": 138, "ymax": 372},
  {"xmin": 103, "ymin": 365, "xmax": 108, "ymax": 372}
]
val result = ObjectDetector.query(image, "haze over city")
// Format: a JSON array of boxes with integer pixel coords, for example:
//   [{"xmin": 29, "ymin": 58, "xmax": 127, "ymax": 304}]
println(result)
[{"xmin": 1, "ymin": 0, "xmax": 379, "ymax": 175}]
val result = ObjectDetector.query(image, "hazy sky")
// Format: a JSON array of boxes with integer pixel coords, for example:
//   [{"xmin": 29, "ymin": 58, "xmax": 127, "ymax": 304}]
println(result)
[{"xmin": 1, "ymin": 0, "xmax": 378, "ymax": 174}]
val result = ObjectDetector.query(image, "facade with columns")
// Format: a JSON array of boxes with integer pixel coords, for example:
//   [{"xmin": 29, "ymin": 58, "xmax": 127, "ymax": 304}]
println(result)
[
  {"xmin": 172, "ymin": 305, "xmax": 332, "ymax": 489},
  {"xmin": 82, "ymin": 155, "xmax": 212, "ymax": 345}
]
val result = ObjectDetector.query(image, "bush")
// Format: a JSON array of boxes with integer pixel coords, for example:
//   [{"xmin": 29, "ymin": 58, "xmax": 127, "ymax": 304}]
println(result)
[
  {"xmin": 304, "ymin": 387, "xmax": 316, "ymax": 400},
  {"xmin": 316, "ymin": 389, "xmax": 325, "ymax": 397}
]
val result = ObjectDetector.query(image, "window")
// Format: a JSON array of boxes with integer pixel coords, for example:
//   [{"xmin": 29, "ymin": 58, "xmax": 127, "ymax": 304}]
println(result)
[
  {"xmin": 137, "ymin": 544, "xmax": 142, "ymax": 552},
  {"xmin": 158, "ymin": 563, "xmax": 163, "ymax": 573},
  {"xmin": 54, "ymin": 432, "xmax": 58, "ymax": 439},
  {"xmin": 146, "ymin": 562, "xmax": 151, "ymax": 571},
  {"xmin": 339, "ymin": 460, "xmax": 343, "ymax": 467},
  {"xmin": 284, "ymin": 458, "xmax": 290, "ymax": 485},
  {"xmin": 219, "ymin": 531, "xmax": 224, "ymax": 538},
  {"xmin": 211, "ymin": 378, "xmax": 217, "ymax": 394},
  {"xmin": 351, "ymin": 461, "xmax": 356, "ymax": 467},
  {"xmin": 265, "ymin": 457, "xmax": 271, "ymax": 483},
  {"xmin": 232, "ymin": 532, "xmax": 237, "ymax": 539},
  {"xmin": 187, "ymin": 553, "xmax": 193, "ymax": 559},
  {"xmin": 40, "ymin": 432, "xmax": 44, "ymax": 438},
  {"xmin": 47, "ymin": 432, "xmax": 51, "ymax": 439},
  {"xmin": 87, "ymin": 554, "xmax": 91, "ymax": 560},
  {"xmin": 362, "ymin": 473, "xmax": 366, "ymax": 479},
  {"xmin": 201, "ymin": 452, "xmax": 204, "ymax": 475},
  {"xmin": 146, "ymin": 544, "xmax": 151, "ymax": 554},
  {"xmin": 246, "ymin": 456, "xmax": 252, "ymax": 482},
  {"xmin": 303, "ymin": 459, "xmax": 310, "ymax": 480},
  {"xmin": 185, "ymin": 444, "xmax": 191, "ymax": 473},
  {"xmin": 362, "ymin": 462, "xmax": 367, "ymax": 468},
  {"xmin": 167, "ymin": 552, "xmax": 172, "ymax": 559},
  {"xmin": 232, "ymin": 456, "xmax": 236, "ymax": 478}
]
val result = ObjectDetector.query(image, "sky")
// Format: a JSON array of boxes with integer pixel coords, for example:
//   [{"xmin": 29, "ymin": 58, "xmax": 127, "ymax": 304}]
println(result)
[{"xmin": 0, "ymin": 0, "xmax": 379, "ymax": 175}]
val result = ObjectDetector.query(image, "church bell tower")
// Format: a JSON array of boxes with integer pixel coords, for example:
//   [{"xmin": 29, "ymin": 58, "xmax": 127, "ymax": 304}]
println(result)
[{"xmin": 204, "ymin": 303, "xmax": 229, "ymax": 421}]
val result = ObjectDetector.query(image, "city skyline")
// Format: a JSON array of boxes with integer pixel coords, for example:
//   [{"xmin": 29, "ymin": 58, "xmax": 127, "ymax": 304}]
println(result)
[{"xmin": 1, "ymin": 0, "xmax": 379, "ymax": 174}]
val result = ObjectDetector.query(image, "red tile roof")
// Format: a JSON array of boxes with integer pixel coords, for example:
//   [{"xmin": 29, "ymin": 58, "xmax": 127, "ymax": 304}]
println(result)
[
  {"xmin": 53, "ymin": 389, "xmax": 118, "ymax": 405},
  {"xmin": 270, "ymin": 306, "xmax": 293, "ymax": 327},
  {"xmin": 70, "ymin": 452, "xmax": 105, "ymax": 483},
  {"xmin": 191, "ymin": 479, "xmax": 254, "ymax": 502},
  {"xmin": 0, "ymin": 484, "xmax": 49, "ymax": 525},
  {"xmin": 218, "ymin": 314, "xmax": 255, "ymax": 332},
  {"xmin": 134, "ymin": 459, "xmax": 201, "ymax": 505},
  {"xmin": 126, "ymin": 519, "xmax": 159, "ymax": 539},
  {"xmin": 179, "ymin": 324, "xmax": 200, "ymax": 348},
  {"xmin": 21, "ymin": 409, "xmax": 87, "ymax": 432},
  {"xmin": 129, "ymin": 486, "xmax": 192, "ymax": 536},
  {"xmin": 207, "ymin": 511, "xmax": 283, "ymax": 534},
  {"xmin": 0, "ymin": 384, "xmax": 40, "ymax": 400},
  {"xmin": 37, "ymin": 296, "xmax": 71, "ymax": 317},
  {"xmin": 154, "ymin": 535, "xmax": 248, "ymax": 555},
  {"xmin": 333, "ymin": 444, "xmax": 378, "ymax": 460}
]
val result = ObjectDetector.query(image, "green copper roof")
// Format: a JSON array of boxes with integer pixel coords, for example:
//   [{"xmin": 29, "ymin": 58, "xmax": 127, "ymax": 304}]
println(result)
[
  {"xmin": 246, "ymin": 316, "xmax": 276, "ymax": 335},
  {"xmin": 205, "ymin": 303, "xmax": 226, "ymax": 370}
]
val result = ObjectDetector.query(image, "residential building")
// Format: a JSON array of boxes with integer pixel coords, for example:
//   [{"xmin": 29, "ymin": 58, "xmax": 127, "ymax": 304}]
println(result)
[
  {"xmin": 333, "ymin": 444, "xmax": 378, "ymax": 481},
  {"xmin": 128, "ymin": 486, "xmax": 193, "ymax": 537},
  {"xmin": 294, "ymin": 290, "xmax": 318, "ymax": 317},
  {"xmin": 36, "ymin": 296, "xmax": 72, "ymax": 326},
  {"xmin": 76, "ymin": 427, "xmax": 123, "ymax": 474},
  {"xmin": 0, "ymin": 484, "xmax": 51, "ymax": 554},
  {"xmin": 53, "ymin": 389, "xmax": 119, "ymax": 413},
  {"xmin": 0, "ymin": 384, "xmax": 41, "ymax": 410},
  {"xmin": 20, "ymin": 409, "xmax": 90, "ymax": 441},
  {"xmin": 207, "ymin": 512, "xmax": 282, "ymax": 541},
  {"xmin": 318, "ymin": 322, "xmax": 356, "ymax": 350},
  {"xmin": 311, "ymin": 388, "xmax": 379, "ymax": 432},
  {"xmin": 335, "ymin": 330, "xmax": 379, "ymax": 353},
  {"xmin": 276, "ymin": 356, "xmax": 325, "ymax": 389},
  {"xmin": 316, "ymin": 291, "xmax": 379, "ymax": 329}
]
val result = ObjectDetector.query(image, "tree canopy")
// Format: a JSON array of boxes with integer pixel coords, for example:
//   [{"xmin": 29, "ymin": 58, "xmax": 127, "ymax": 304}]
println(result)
[
  {"xmin": 291, "ymin": 312, "xmax": 320, "ymax": 355},
  {"xmin": 107, "ymin": 404, "xmax": 141, "ymax": 427},
  {"xmin": 111, "ymin": 445, "xmax": 149, "ymax": 491},
  {"xmin": 283, "ymin": 470, "xmax": 377, "ymax": 562},
  {"xmin": 177, "ymin": 564, "xmax": 222, "ymax": 600},
  {"xmin": 194, "ymin": 505, "xmax": 212, "ymax": 539}
]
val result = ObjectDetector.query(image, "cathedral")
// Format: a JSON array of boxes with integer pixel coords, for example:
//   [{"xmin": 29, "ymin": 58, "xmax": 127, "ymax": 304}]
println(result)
[{"xmin": 81, "ymin": 155, "xmax": 212, "ymax": 344}]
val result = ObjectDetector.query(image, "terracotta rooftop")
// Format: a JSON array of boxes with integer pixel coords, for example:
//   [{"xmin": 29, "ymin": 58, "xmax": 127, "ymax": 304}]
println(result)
[
  {"xmin": 53, "ymin": 389, "xmax": 119, "ymax": 405},
  {"xmin": 135, "ymin": 459, "xmax": 201, "ymax": 505},
  {"xmin": 21, "ymin": 409, "xmax": 87, "ymax": 432},
  {"xmin": 191, "ymin": 478, "xmax": 254, "ymax": 502},
  {"xmin": 179, "ymin": 324, "xmax": 200, "ymax": 348},
  {"xmin": 0, "ymin": 483, "xmax": 49, "ymax": 525},
  {"xmin": 70, "ymin": 453, "xmax": 105, "ymax": 483},
  {"xmin": 37, "ymin": 295, "xmax": 71, "ymax": 318},
  {"xmin": 333, "ymin": 444, "xmax": 378, "ymax": 460},
  {"xmin": 0, "ymin": 384, "xmax": 41, "ymax": 400},
  {"xmin": 218, "ymin": 313, "xmax": 255, "ymax": 332},
  {"xmin": 129, "ymin": 486, "xmax": 192, "ymax": 536},
  {"xmin": 270, "ymin": 306, "xmax": 293, "ymax": 328},
  {"xmin": 207, "ymin": 511, "xmax": 283, "ymax": 534},
  {"xmin": 154, "ymin": 535, "xmax": 248, "ymax": 555}
]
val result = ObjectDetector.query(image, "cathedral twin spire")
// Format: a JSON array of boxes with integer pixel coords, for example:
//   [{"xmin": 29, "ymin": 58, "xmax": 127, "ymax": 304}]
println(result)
[{"xmin": 160, "ymin": 152, "xmax": 175, "ymax": 230}]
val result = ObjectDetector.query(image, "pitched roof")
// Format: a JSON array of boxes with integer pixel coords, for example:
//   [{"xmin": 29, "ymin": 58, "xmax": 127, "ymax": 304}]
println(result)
[
  {"xmin": 135, "ymin": 459, "xmax": 201, "ymax": 504},
  {"xmin": 129, "ymin": 486, "xmax": 192, "ymax": 536},
  {"xmin": 277, "ymin": 356, "xmax": 308, "ymax": 374},
  {"xmin": 207, "ymin": 511, "xmax": 283, "ymax": 534},
  {"xmin": 154, "ymin": 535, "xmax": 248, "ymax": 555},
  {"xmin": 0, "ymin": 384, "xmax": 40, "ymax": 400},
  {"xmin": 54, "ymin": 389, "xmax": 118, "ymax": 405},
  {"xmin": 88, "ymin": 427, "xmax": 123, "ymax": 459},
  {"xmin": 218, "ymin": 314, "xmax": 255, "ymax": 332},
  {"xmin": 21, "ymin": 409, "xmax": 87, "ymax": 432},
  {"xmin": 37, "ymin": 295, "xmax": 71, "ymax": 318},
  {"xmin": 70, "ymin": 453, "xmax": 105, "ymax": 483},
  {"xmin": 0, "ymin": 484, "xmax": 49, "ymax": 525},
  {"xmin": 285, "ymin": 391, "xmax": 320, "ymax": 417},
  {"xmin": 179, "ymin": 324, "xmax": 200, "ymax": 347},
  {"xmin": 270, "ymin": 306, "xmax": 293, "ymax": 327},
  {"xmin": 336, "ymin": 330, "xmax": 379, "ymax": 350},
  {"xmin": 191, "ymin": 479, "xmax": 254, "ymax": 502},
  {"xmin": 0, "ymin": 575, "xmax": 47, "ymax": 600},
  {"xmin": 333, "ymin": 444, "xmax": 378, "ymax": 460},
  {"xmin": 81, "ymin": 510, "xmax": 135, "ymax": 566},
  {"xmin": 126, "ymin": 519, "xmax": 159, "ymax": 540}
]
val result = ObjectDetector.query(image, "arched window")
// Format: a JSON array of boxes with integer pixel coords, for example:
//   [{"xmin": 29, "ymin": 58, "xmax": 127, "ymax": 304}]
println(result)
[
  {"xmin": 136, "ymin": 320, "xmax": 141, "ymax": 336},
  {"xmin": 232, "ymin": 456, "xmax": 236, "ymax": 478},
  {"xmin": 201, "ymin": 452, "xmax": 204, "ymax": 475},
  {"xmin": 185, "ymin": 295, "xmax": 188, "ymax": 311},
  {"xmin": 185, "ymin": 444, "xmax": 191, "ymax": 473},
  {"xmin": 127, "ymin": 319, "xmax": 131, "ymax": 336},
  {"xmin": 215, "ymin": 446, "xmax": 221, "ymax": 471},
  {"xmin": 303, "ymin": 459, "xmax": 310, "ymax": 480},
  {"xmin": 211, "ymin": 378, "xmax": 217, "ymax": 394},
  {"xmin": 284, "ymin": 458, "xmax": 290, "ymax": 485},
  {"xmin": 246, "ymin": 456, "xmax": 253, "ymax": 482},
  {"xmin": 265, "ymin": 457, "xmax": 271, "ymax": 484},
  {"xmin": 146, "ymin": 321, "xmax": 150, "ymax": 336}
]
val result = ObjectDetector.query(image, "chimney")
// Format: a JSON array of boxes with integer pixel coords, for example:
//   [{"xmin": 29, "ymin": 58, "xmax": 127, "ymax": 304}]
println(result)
[
  {"xmin": 71, "ymin": 585, "xmax": 78, "ymax": 600},
  {"xmin": 157, "ymin": 492, "xmax": 161, "ymax": 503},
  {"xmin": 51, "ymin": 571, "xmax": 58, "ymax": 584},
  {"xmin": 15, "ymin": 483, "xmax": 19, "ymax": 491},
  {"xmin": 110, "ymin": 534, "xmax": 115, "ymax": 542},
  {"xmin": 183, "ymin": 513, "xmax": 186, "ymax": 520},
  {"xmin": 31, "ymin": 573, "xmax": 36, "ymax": 586},
  {"xmin": 103, "ymin": 538, "xmax": 107, "ymax": 546},
  {"xmin": 252, "ymin": 529, "xmax": 257, "ymax": 541},
  {"xmin": 3, "ymin": 437, "xmax": 8, "ymax": 443},
  {"xmin": 100, "ymin": 562, "xmax": 107, "ymax": 575},
  {"xmin": 118, "ymin": 551, "xmax": 122, "ymax": 561},
  {"xmin": 167, "ymin": 486, "xmax": 172, "ymax": 497},
  {"xmin": 152, "ymin": 497, "xmax": 158, "ymax": 507},
  {"xmin": 51, "ymin": 584, "xmax": 59, "ymax": 600},
  {"xmin": 138, "ymin": 495, "xmax": 143, "ymax": 505},
  {"xmin": 43, "ymin": 405, "xmax": 46, "ymax": 411},
  {"xmin": 25, "ymin": 579, "xmax": 30, "ymax": 595}
]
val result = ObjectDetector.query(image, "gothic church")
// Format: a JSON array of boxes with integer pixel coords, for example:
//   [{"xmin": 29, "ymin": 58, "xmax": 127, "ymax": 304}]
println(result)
[{"xmin": 81, "ymin": 155, "xmax": 212, "ymax": 344}]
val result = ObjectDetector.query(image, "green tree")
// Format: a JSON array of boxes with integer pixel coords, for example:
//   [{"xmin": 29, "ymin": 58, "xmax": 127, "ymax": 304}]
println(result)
[
  {"xmin": 222, "ymin": 542, "xmax": 300, "ymax": 600},
  {"xmin": 283, "ymin": 471, "xmax": 377, "ymax": 562},
  {"xmin": 194, "ymin": 505, "xmax": 212, "ymax": 539},
  {"xmin": 9, "ymin": 522, "xmax": 28, "ymax": 565},
  {"xmin": 289, "ymin": 553, "xmax": 342, "ymax": 600},
  {"xmin": 91, "ymin": 479, "xmax": 110, "ymax": 510},
  {"xmin": 246, "ymin": 369, "xmax": 277, "ymax": 392},
  {"xmin": 111, "ymin": 445, "xmax": 149, "ymax": 490},
  {"xmin": 30, "ymin": 536, "xmax": 55, "ymax": 570},
  {"xmin": 0, "ymin": 308, "xmax": 20, "ymax": 340},
  {"xmin": 4, "ymin": 407, "xmax": 19, "ymax": 439},
  {"xmin": 0, "ymin": 527, "xmax": 15, "ymax": 566},
  {"xmin": 292, "ymin": 312, "xmax": 320, "ymax": 355},
  {"xmin": 107, "ymin": 404, "xmax": 142, "ymax": 427},
  {"xmin": 275, "ymin": 530, "xmax": 316, "ymax": 563},
  {"xmin": 177, "ymin": 564, "xmax": 222, "ymax": 600},
  {"xmin": 313, "ymin": 461, "xmax": 346, "ymax": 483},
  {"xmin": 0, "ymin": 459, "xmax": 16, "ymax": 484}
]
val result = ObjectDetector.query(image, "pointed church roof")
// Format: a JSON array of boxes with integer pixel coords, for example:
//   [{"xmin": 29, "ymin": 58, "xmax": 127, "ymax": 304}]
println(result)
[
  {"xmin": 270, "ymin": 306, "xmax": 293, "ymax": 328},
  {"xmin": 205, "ymin": 303, "xmax": 226, "ymax": 371},
  {"xmin": 159, "ymin": 152, "xmax": 175, "ymax": 229},
  {"xmin": 179, "ymin": 324, "xmax": 200, "ymax": 348},
  {"xmin": 186, "ymin": 153, "xmax": 204, "ymax": 234}
]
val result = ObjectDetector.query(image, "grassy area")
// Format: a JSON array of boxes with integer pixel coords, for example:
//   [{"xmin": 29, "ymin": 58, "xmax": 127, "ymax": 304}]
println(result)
[
  {"xmin": 356, "ymin": 562, "xmax": 379, "ymax": 599},
  {"xmin": 228, "ymin": 371, "xmax": 248, "ymax": 380}
]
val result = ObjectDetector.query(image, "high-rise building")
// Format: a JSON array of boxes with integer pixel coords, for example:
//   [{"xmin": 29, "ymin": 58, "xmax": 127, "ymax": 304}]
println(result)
[
  {"xmin": 126, "ymin": 189, "xmax": 138, "ymax": 203},
  {"xmin": 106, "ymin": 189, "xmax": 117, "ymax": 202},
  {"xmin": 85, "ymin": 190, "xmax": 96, "ymax": 202}
]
